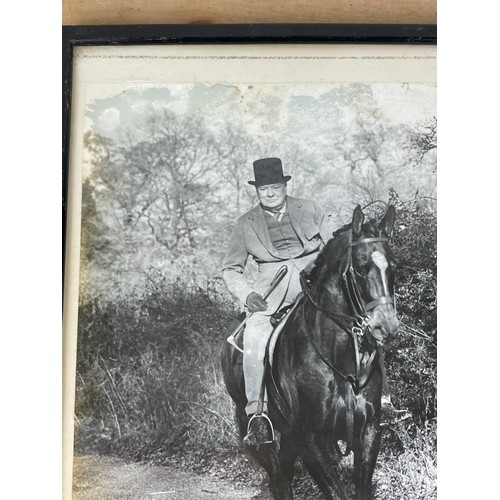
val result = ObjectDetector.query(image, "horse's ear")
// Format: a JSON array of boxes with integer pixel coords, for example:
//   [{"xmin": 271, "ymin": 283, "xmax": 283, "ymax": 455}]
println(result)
[
  {"xmin": 352, "ymin": 205, "xmax": 364, "ymax": 238},
  {"xmin": 379, "ymin": 205, "xmax": 396, "ymax": 237}
]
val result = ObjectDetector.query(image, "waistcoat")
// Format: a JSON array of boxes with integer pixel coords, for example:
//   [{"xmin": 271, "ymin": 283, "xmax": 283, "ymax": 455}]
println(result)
[{"xmin": 265, "ymin": 211, "xmax": 304, "ymax": 259}]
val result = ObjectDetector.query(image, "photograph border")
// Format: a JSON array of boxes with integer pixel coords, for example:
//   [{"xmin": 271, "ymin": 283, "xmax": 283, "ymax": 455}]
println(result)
[{"xmin": 62, "ymin": 23, "xmax": 437, "ymax": 500}]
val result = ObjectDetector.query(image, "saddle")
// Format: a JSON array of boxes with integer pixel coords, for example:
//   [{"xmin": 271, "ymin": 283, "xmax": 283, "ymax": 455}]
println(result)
[
  {"xmin": 270, "ymin": 304, "xmax": 294, "ymax": 328},
  {"xmin": 231, "ymin": 296, "xmax": 301, "ymax": 358}
]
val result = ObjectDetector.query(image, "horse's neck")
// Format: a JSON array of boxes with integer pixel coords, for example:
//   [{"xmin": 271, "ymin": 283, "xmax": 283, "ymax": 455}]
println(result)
[
  {"xmin": 305, "ymin": 299, "xmax": 355, "ymax": 371},
  {"xmin": 308, "ymin": 241, "xmax": 355, "ymax": 365},
  {"xmin": 313, "ymin": 237, "xmax": 351, "ymax": 315}
]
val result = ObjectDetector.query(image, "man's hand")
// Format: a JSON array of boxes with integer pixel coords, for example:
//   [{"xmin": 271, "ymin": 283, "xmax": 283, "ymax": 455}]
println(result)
[{"xmin": 246, "ymin": 292, "xmax": 268, "ymax": 313}]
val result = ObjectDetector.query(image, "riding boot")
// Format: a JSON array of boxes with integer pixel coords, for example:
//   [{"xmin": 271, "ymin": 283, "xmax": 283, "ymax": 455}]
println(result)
[{"xmin": 243, "ymin": 413, "xmax": 275, "ymax": 448}]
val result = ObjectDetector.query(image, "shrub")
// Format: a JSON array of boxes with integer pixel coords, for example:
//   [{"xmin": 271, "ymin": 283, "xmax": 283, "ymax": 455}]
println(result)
[
  {"xmin": 74, "ymin": 275, "xmax": 240, "ymax": 458},
  {"xmin": 364, "ymin": 192, "xmax": 437, "ymax": 423}
]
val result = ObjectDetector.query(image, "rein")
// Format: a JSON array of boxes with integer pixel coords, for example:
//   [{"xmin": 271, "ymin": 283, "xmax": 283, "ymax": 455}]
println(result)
[
  {"xmin": 299, "ymin": 274, "xmax": 378, "ymax": 394},
  {"xmin": 298, "ymin": 296, "xmax": 378, "ymax": 393},
  {"xmin": 299, "ymin": 234, "xmax": 394, "ymax": 456}
]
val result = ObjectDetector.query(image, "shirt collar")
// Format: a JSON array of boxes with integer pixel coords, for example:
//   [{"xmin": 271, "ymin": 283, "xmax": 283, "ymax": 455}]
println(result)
[{"xmin": 263, "ymin": 201, "xmax": 287, "ymax": 220}]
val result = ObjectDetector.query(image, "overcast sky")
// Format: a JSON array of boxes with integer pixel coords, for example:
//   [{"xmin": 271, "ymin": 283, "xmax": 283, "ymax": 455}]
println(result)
[{"xmin": 85, "ymin": 82, "xmax": 436, "ymax": 146}]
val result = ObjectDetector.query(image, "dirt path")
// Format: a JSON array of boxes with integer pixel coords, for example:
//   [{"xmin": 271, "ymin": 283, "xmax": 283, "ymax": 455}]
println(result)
[{"xmin": 73, "ymin": 455, "xmax": 270, "ymax": 500}]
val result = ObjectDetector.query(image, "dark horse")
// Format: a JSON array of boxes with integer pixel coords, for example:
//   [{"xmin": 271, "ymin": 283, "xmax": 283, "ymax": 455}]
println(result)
[{"xmin": 221, "ymin": 205, "xmax": 399, "ymax": 500}]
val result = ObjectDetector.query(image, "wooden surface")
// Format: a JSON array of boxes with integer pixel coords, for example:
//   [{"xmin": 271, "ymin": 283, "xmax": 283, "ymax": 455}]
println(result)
[{"xmin": 62, "ymin": 0, "xmax": 436, "ymax": 26}]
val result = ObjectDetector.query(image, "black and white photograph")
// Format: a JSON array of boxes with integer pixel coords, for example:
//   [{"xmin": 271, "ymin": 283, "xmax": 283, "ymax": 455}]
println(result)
[{"xmin": 63, "ymin": 33, "xmax": 437, "ymax": 500}]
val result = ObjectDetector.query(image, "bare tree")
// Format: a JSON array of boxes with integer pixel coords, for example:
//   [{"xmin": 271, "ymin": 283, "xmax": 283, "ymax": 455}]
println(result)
[
  {"xmin": 213, "ymin": 124, "xmax": 262, "ymax": 215},
  {"xmin": 111, "ymin": 110, "xmax": 221, "ymax": 255},
  {"xmin": 81, "ymin": 111, "xmax": 225, "ymax": 299},
  {"xmin": 407, "ymin": 116, "xmax": 437, "ymax": 170}
]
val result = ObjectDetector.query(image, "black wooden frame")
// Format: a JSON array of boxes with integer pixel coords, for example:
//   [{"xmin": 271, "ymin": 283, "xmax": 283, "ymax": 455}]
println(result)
[{"xmin": 62, "ymin": 23, "xmax": 437, "ymax": 285}]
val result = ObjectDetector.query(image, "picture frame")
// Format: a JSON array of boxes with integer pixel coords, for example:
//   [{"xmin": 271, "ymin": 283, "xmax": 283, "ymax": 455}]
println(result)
[{"xmin": 63, "ymin": 24, "xmax": 437, "ymax": 500}]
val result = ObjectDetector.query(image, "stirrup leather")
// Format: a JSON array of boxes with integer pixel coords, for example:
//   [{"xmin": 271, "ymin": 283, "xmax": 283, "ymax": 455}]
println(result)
[{"xmin": 246, "ymin": 413, "xmax": 276, "ymax": 444}]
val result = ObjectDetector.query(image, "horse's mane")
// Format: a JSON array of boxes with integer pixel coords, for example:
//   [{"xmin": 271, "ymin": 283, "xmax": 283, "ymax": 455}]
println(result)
[
  {"xmin": 306, "ymin": 219, "xmax": 382, "ymax": 285},
  {"xmin": 306, "ymin": 224, "xmax": 350, "ymax": 285}
]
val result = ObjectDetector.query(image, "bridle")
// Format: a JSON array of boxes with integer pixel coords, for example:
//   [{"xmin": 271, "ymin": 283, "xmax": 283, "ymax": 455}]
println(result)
[
  {"xmin": 345, "ymin": 236, "xmax": 395, "ymax": 315},
  {"xmin": 299, "ymin": 233, "xmax": 395, "ymax": 394},
  {"xmin": 299, "ymin": 232, "xmax": 396, "ymax": 455}
]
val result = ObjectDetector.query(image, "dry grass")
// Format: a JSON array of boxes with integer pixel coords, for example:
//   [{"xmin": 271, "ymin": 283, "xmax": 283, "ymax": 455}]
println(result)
[{"xmin": 373, "ymin": 421, "xmax": 437, "ymax": 499}]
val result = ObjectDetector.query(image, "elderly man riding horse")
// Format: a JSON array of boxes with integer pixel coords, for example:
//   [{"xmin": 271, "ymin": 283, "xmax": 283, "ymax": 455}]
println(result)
[{"xmin": 221, "ymin": 158, "xmax": 401, "ymax": 444}]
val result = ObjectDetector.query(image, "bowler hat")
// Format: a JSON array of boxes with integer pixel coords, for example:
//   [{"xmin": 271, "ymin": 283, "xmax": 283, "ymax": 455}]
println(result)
[{"xmin": 248, "ymin": 158, "xmax": 292, "ymax": 187}]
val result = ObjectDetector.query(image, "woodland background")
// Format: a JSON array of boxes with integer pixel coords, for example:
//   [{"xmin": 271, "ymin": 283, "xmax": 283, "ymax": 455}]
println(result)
[{"xmin": 74, "ymin": 82, "xmax": 437, "ymax": 498}]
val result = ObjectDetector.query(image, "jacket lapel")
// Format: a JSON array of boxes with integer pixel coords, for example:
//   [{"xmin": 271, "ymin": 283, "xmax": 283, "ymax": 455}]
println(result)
[{"xmin": 246, "ymin": 205, "xmax": 278, "ymax": 256}]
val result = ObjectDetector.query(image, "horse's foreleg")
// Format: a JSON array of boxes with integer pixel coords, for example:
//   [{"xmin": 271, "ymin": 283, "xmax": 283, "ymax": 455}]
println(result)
[
  {"xmin": 353, "ymin": 421, "xmax": 380, "ymax": 500},
  {"xmin": 245, "ymin": 440, "xmax": 286, "ymax": 500},
  {"xmin": 300, "ymin": 433, "xmax": 349, "ymax": 500},
  {"xmin": 235, "ymin": 405, "xmax": 249, "ymax": 441},
  {"xmin": 276, "ymin": 435, "xmax": 298, "ymax": 499},
  {"xmin": 236, "ymin": 408, "xmax": 289, "ymax": 500}
]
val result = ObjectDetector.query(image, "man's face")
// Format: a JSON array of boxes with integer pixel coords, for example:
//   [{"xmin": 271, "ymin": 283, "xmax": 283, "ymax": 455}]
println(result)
[{"xmin": 256, "ymin": 183, "xmax": 287, "ymax": 210}]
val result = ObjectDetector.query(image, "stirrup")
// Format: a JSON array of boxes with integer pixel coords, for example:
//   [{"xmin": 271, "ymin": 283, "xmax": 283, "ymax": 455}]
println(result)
[{"xmin": 246, "ymin": 413, "xmax": 276, "ymax": 444}]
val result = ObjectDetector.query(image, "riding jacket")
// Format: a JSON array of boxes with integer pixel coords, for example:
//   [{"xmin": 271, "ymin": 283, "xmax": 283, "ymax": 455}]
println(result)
[{"xmin": 221, "ymin": 196, "xmax": 334, "ymax": 309}]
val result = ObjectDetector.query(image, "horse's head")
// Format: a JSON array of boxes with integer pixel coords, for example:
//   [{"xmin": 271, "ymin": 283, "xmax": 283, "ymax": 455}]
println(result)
[{"xmin": 349, "ymin": 205, "xmax": 399, "ymax": 345}]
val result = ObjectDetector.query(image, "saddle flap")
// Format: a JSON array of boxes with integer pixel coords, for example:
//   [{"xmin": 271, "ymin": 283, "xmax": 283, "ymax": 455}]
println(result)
[{"xmin": 266, "ymin": 294, "xmax": 303, "ymax": 366}]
